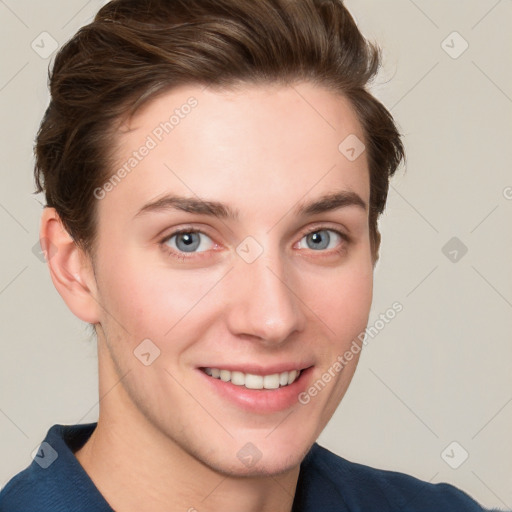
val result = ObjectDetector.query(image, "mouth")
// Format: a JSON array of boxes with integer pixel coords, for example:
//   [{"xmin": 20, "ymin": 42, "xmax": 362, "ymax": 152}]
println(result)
[
  {"xmin": 197, "ymin": 364, "xmax": 314, "ymax": 413},
  {"xmin": 200, "ymin": 367, "xmax": 302, "ymax": 390}
]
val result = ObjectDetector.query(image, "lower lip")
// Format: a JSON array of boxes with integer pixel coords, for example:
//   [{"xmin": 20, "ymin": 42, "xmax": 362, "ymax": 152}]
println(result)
[{"xmin": 198, "ymin": 367, "xmax": 314, "ymax": 414}]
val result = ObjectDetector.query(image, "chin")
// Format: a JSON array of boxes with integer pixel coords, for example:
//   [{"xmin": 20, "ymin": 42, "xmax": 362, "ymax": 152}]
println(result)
[
  {"xmin": 196, "ymin": 437, "xmax": 314, "ymax": 478},
  {"xmin": 209, "ymin": 452, "xmax": 307, "ymax": 478}
]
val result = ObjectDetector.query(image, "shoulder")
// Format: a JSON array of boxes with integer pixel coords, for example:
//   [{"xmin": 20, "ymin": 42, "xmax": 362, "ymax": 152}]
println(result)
[
  {"xmin": 0, "ymin": 423, "xmax": 112, "ymax": 512},
  {"xmin": 0, "ymin": 463, "xmax": 51, "ymax": 512},
  {"xmin": 295, "ymin": 443, "xmax": 488, "ymax": 512}
]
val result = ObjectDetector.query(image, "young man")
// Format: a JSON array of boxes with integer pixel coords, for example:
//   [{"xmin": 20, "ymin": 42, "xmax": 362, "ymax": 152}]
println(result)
[{"xmin": 0, "ymin": 1, "xmax": 491, "ymax": 511}]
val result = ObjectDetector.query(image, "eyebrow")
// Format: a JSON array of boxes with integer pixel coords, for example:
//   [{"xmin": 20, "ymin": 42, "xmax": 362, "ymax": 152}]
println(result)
[{"xmin": 134, "ymin": 190, "xmax": 367, "ymax": 220}]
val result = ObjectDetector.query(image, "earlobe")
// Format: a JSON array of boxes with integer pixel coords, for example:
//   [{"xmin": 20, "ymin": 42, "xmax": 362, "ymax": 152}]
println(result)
[{"xmin": 40, "ymin": 207, "xmax": 101, "ymax": 324}]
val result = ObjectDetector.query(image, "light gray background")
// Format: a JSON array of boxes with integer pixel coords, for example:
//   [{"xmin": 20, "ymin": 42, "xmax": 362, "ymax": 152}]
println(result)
[{"xmin": 1, "ymin": 0, "xmax": 511, "ymax": 509}]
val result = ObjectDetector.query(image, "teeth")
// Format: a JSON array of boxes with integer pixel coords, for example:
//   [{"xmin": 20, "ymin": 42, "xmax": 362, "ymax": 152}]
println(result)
[
  {"xmin": 203, "ymin": 368, "xmax": 302, "ymax": 389},
  {"xmin": 263, "ymin": 374, "xmax": 280, "ymax": 389},
  {"xmin": 231, "ymin": 371, "xmax": 245, "ymax": 386},
  {"xmin": 245, "ymin": 374, "xmax": 263, "ymax": 390},
  {"xmin": 287, "ymin": 370, "xmax": 298, "ymax": 385}
]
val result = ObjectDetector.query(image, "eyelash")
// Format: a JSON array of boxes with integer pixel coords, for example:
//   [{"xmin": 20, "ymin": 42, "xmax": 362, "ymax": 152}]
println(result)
[{"xmin": 159, "ymin": 225, "xmax": 350, "ymax": 262}]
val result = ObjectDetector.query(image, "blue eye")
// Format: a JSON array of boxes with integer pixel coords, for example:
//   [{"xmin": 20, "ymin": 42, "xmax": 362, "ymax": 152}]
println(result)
[
  {"xmin": 164, "ymin": 230, "xmax": 214, "ymax": 254},
  {"xmin": 160, "ymin": 226, "xmax": 348, "ymax": 263},
  {"xmin": 297, "ymin": 229, "xmax": 344, "ymax": 251}
]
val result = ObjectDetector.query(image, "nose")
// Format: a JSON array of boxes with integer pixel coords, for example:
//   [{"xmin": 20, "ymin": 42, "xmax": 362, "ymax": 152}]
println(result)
[{"xmin": 225, "ymin": 248, "xmax": 306, "ymax": 346}]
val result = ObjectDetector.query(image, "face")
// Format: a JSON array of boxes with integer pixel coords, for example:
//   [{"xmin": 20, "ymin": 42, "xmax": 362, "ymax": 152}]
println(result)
[{"xmin": 90, "ymin": 82, "xmax": 373, "ymax": 476}]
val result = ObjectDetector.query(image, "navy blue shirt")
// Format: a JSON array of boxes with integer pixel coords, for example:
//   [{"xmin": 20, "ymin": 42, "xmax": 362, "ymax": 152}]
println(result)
[{"xmin": 0, "ymin": 423, "xmax": 490, "ymax": 511}]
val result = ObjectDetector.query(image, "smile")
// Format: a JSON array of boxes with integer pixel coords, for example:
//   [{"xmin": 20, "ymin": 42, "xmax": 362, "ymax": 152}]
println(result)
[{"xmin": 201, "ymin": 367, "xmax": 302, "ymax": 390}]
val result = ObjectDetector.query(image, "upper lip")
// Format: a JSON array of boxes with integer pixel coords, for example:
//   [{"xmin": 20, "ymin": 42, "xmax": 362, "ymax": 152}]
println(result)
[{"xmin": 198, "ymin": 362, "xmax": 314, "ymax": 375}]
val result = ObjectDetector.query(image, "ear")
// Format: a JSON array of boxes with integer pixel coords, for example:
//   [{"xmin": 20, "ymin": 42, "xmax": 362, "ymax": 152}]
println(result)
[{"xmin": 40, "ymin": 207, "xmax": 101, "ymax": 324}]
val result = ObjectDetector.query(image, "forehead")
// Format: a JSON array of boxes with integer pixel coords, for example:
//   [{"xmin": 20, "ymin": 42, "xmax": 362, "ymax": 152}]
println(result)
[{"xmin": 99, "ymin": 82, "xmax": 369, "ymax": 224}]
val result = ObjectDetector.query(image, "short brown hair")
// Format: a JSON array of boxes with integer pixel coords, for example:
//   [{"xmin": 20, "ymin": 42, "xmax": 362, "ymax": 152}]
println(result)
[{"xmin": 34, "ymin": 0, "xmax": 404, "ymax": 260}]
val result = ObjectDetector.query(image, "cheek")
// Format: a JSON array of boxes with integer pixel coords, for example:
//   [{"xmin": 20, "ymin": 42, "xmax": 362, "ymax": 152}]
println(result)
[
  {"xmin": 93, "ymin": 245, "xmax": 168, "ymax": 345},
  {"xmin": 312, "ymin": 262, "xmax": 373, "ymax": 346},
  {"xmin": 94, "ymin": 245, "xmax": 224, "ymax": 343}
]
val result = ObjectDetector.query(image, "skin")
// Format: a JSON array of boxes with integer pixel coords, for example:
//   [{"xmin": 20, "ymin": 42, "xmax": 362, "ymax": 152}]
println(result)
[{"xmin": 42, "ymin": 82, "xmax": 375, "ymax": 512}]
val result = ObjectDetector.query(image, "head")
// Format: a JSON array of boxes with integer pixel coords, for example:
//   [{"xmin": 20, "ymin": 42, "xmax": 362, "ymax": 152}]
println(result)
[{"xmin": 37, "ymin": 0, "xmax": 404, "ymax": 476}]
